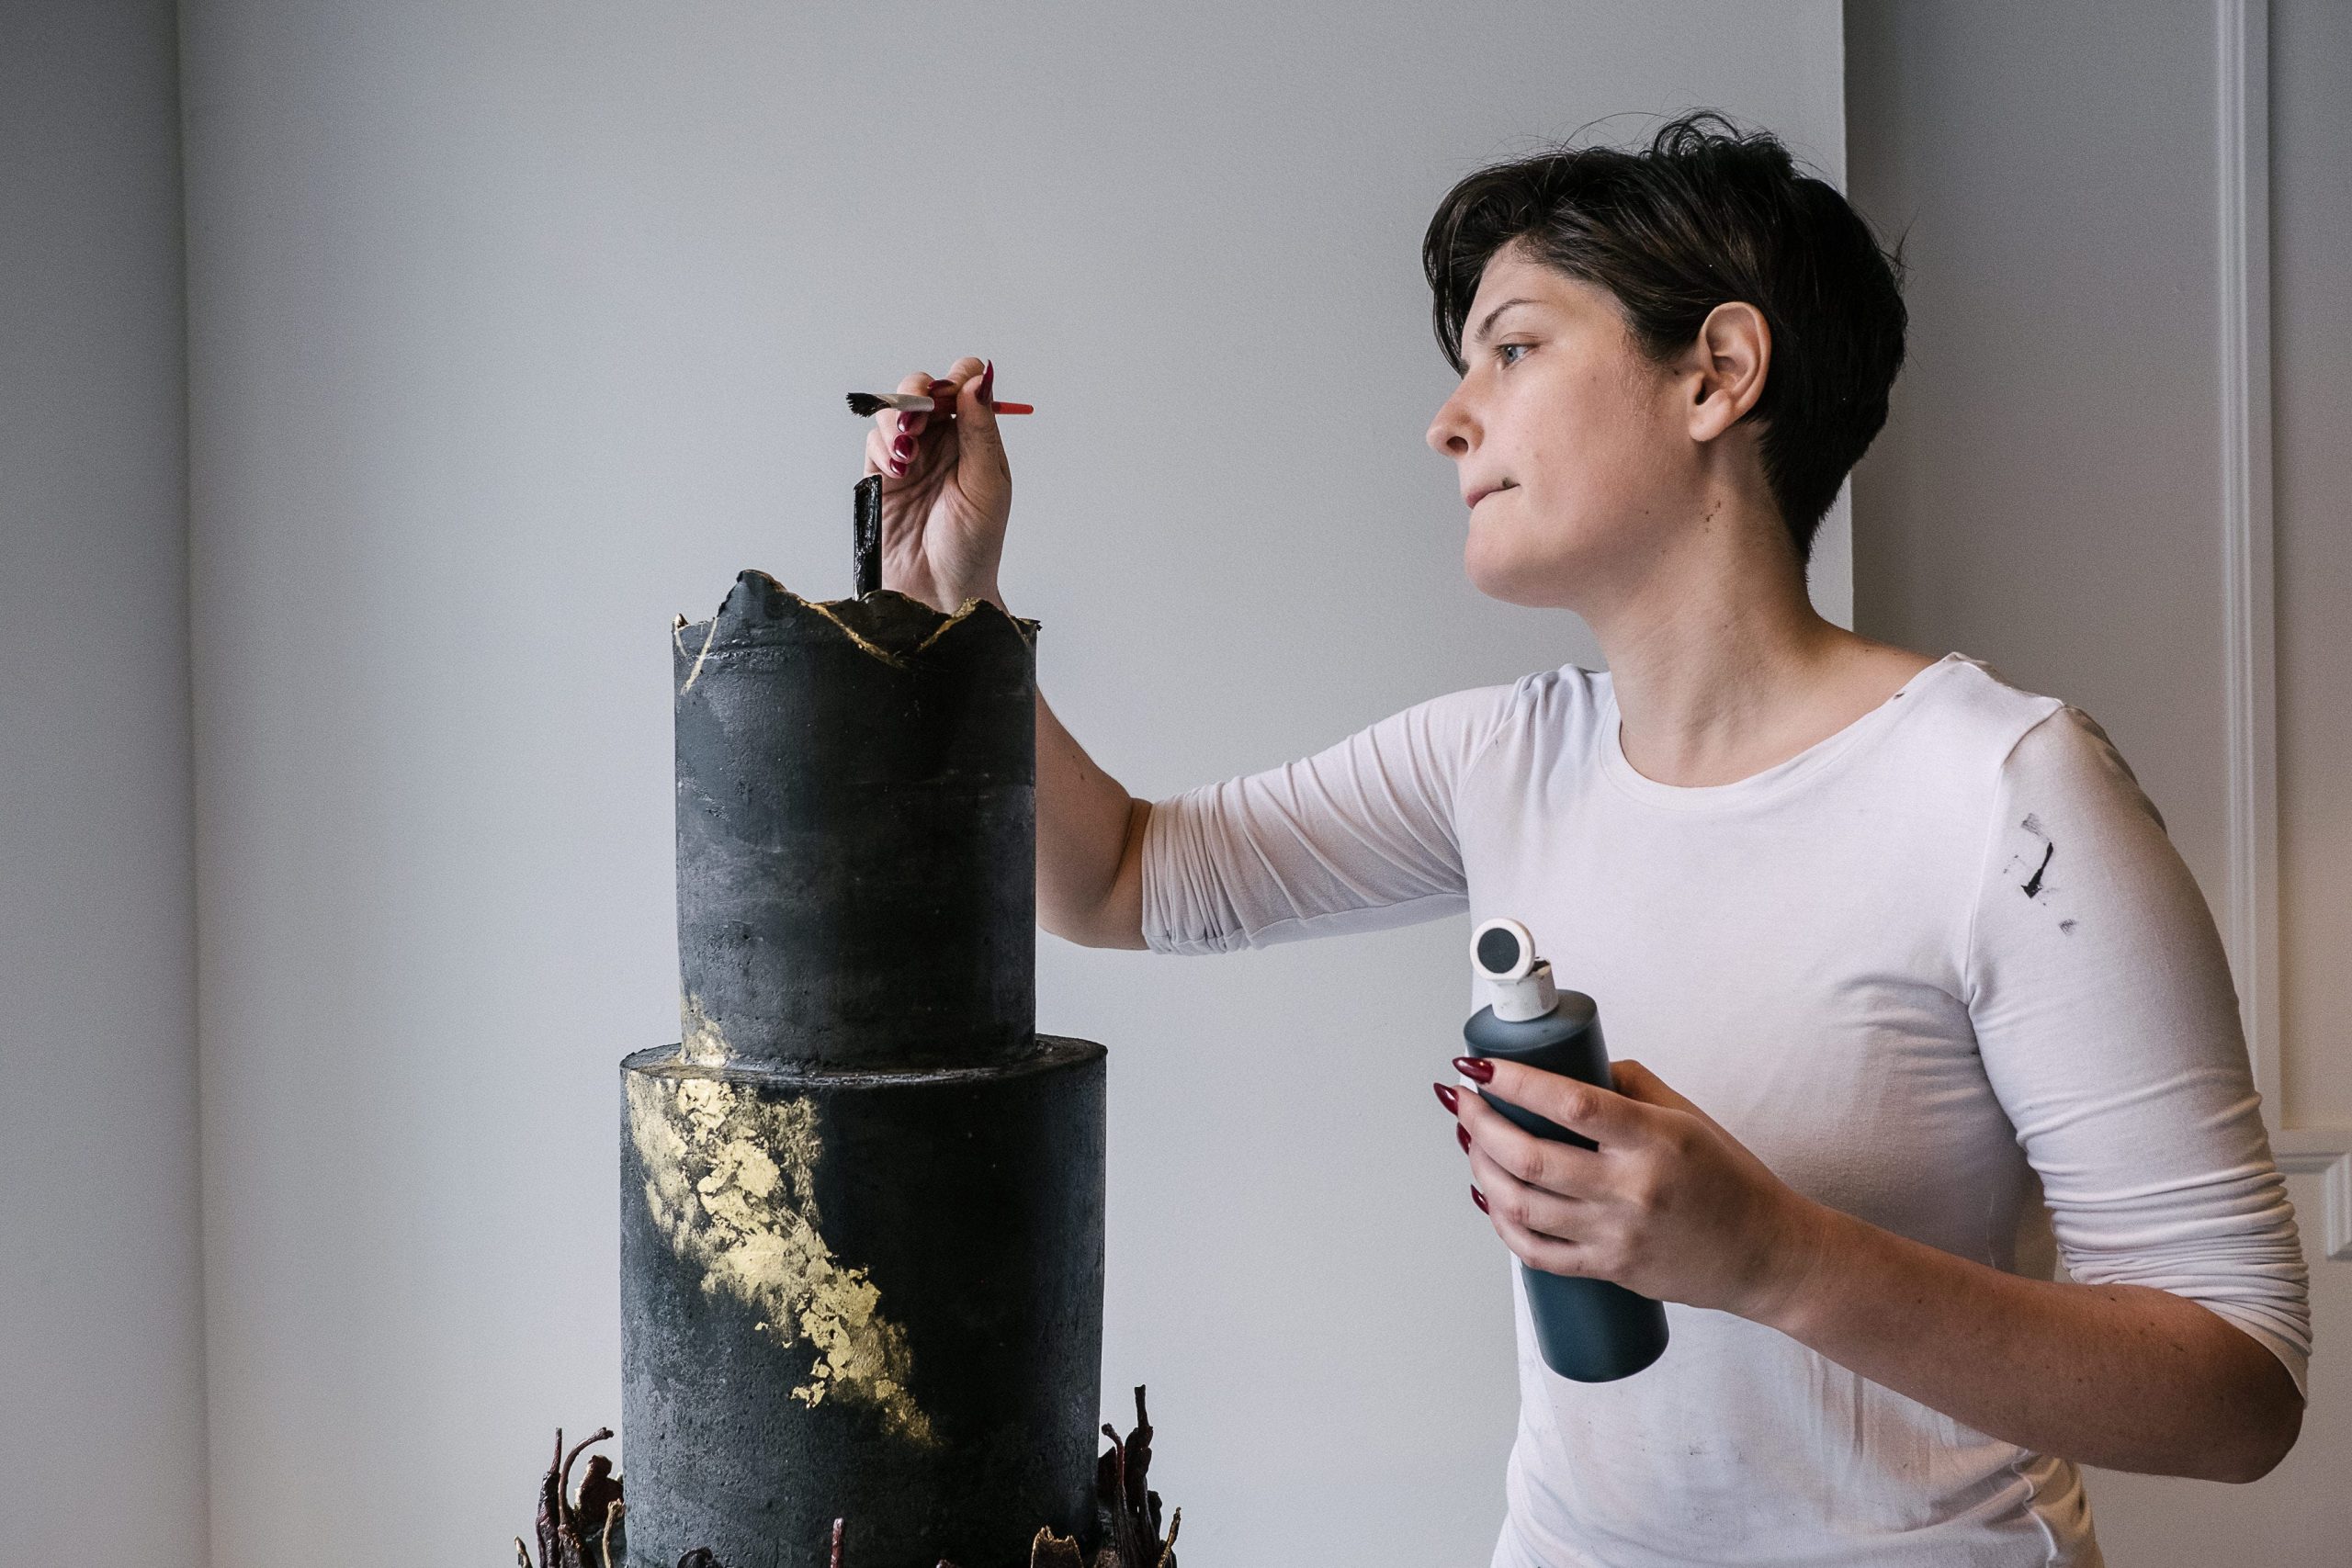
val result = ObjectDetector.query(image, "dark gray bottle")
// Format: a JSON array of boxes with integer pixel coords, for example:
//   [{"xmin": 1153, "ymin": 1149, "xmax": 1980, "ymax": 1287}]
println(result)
[{"xmin": 1463, "ymin": 917, "xmax": 1668, "ymax": 1382}]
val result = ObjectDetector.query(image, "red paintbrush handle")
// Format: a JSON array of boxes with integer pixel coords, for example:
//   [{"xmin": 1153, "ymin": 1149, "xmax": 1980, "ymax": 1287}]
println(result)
[{"xmin": 923, "ymin": 379, "xmax": 1033, "ymax": 414}]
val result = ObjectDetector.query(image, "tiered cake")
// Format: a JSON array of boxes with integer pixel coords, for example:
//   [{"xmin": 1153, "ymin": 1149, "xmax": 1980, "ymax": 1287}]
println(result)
[{"xmin": 621, "ymin": 571, "xmax": 1109, "ymax": 1568}]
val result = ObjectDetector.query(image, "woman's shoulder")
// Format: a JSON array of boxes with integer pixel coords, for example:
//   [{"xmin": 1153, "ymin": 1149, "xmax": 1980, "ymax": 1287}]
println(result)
[
  {"xmin": 1894, "ymin": 654, "xmax": 2162, "ymax": 829},
  {"xmin": 1394, "ymin": 661, "xmax": 1607, "ymax": 727},
  {"xmin": 1387, "ymin": 663, "xmax": 1614, "ymax": 787},
  {"xmin": 1464, "ymin": 661, "xmax": 1615, "ymax": 735},
  {"xmin": 1504, "ymin": 660, "xmax": 1614, "ymax": 721},
  {"xmin": 1367, "ymin": 663, "xmax": 1610, "ymax": 779},
  {"xmin": 1900, "ymin": 652, "xmax": 2073, "ymax": 764}
]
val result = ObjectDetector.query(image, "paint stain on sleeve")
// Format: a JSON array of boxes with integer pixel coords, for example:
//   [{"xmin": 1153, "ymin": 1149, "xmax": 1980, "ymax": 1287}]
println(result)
[
  {"xmin": 2020, "ymin": 840, "xmax": 2054, "ymax": 899},
  {"xmin": 2001, "ymin": 813, "xmax": 2076, "ymax": 933},
  {"xmin": 2005, "ymin": 814, "xmax": 2059, "ymax": 902}
]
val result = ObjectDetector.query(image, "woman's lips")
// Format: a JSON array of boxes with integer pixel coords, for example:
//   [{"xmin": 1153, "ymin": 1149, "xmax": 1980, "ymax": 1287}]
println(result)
[{"xmin": 1467, "ymin": 481, "xmax": 1518, "ymax": 509}]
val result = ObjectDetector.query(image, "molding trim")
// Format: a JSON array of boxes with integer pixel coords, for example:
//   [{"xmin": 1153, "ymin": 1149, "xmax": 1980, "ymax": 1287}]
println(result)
[
  {"xmin": 2217, "ymin": 0, "xmax": 2281, "ymax": 1113},
  {"xmin": 2217, "ymin": 0, "xmax": 2351, "ymax": 1262},
  {"xmin": 2276, "ymin": 1132, "xmax": 2352, "ymax": 1264}
]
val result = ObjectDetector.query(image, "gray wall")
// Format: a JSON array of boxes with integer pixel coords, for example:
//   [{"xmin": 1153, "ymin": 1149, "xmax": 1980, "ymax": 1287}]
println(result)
[
  {"xmin": 0, "ymin": 1, "xmax": 209, "ymax": 1562},
  {"xmin": 176, "ymin": 4, "xmax": 1842, "ymax": 1563},
  {"xmin": 1848, "ymin": 0, "xmax": 2232, "ymax": 895},
  {"xmin": 1849, "ymin": 0, "xmax": 2348, "ymax": 1558}
]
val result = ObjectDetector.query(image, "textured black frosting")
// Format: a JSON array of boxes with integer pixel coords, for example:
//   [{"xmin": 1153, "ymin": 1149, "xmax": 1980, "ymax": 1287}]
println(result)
[{"xmin": 672, "ymin": 572, "xmax": 1039, "ymax": 1068}]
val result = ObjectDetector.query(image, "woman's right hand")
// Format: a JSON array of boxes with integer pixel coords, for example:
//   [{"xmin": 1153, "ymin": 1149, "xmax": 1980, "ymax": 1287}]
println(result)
[{"xmin": 862, "ymin": 355, "xmax": 1011, "ymax": 612}]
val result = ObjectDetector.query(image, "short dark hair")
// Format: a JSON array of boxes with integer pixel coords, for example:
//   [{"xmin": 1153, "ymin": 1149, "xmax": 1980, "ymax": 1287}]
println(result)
[{"xmin": 1422, "ymin": 110, "xmax": 1906, "ymax": 561}]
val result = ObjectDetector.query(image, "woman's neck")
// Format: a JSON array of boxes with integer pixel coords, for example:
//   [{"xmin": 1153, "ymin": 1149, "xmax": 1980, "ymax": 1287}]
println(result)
[{"xmin": 1581, "ymin": 504, "xmax": 1928, "ymax": 788}]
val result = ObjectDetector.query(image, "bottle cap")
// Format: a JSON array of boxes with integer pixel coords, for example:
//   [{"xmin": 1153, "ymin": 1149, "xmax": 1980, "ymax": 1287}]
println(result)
[
  {"xmin": 1472, "ymin": 917, "xmax": 1559, "ymax": 1021},
  {"xmin": 1487, "ymin": 960, "xmax": 1558, "ymax": 1021}
]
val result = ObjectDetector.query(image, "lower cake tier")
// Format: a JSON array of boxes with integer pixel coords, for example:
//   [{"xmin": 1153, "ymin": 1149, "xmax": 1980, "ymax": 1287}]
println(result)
[{"xmin": 620, "ymin": 1037, "xmax": 1108, "ymax": 1568}]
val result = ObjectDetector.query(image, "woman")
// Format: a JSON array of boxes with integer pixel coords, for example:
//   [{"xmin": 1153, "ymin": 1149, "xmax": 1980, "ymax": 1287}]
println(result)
[{"xmin": 863, "ymin": 114, "xmax": 2309, "ymax": 1567}]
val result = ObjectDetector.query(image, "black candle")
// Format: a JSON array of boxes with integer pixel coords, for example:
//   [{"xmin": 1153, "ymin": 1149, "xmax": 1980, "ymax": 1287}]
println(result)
[{"xmin": 853, "ymin": 475, "xmax": 882, "ymax": 598}]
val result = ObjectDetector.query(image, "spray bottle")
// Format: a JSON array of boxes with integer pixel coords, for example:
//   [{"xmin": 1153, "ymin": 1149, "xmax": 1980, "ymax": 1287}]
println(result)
[{"xmin": 1464, "ymin": 917, "xmax": 1669, "ymax": 1382}]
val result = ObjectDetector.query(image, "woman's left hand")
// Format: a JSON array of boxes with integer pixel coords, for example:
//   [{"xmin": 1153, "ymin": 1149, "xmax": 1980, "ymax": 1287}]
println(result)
[{"xmin": 1446, "ymin": 1057, "xmax": 1835, "ymax": 1321}]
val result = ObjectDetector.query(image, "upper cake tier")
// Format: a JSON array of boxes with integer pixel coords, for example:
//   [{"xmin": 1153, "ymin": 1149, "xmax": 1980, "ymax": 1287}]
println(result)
[{"xmin": 673, "ymin": 571, "xmax": 1040, "ymax": 1068}]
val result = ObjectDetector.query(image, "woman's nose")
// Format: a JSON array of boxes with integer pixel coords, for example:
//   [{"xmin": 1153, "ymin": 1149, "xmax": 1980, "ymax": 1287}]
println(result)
[{"xmin": 1426, "ymin": 388, "xmax": 1477, "ymax": 457}]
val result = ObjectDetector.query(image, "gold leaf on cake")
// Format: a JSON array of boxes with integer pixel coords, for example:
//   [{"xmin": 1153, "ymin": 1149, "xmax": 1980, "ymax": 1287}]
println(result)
[
  {"xmin": 628, "ymin": 1069, "xmax": 936, "ymax": 1445},
  {"xmin": 677, "ymin": 993, "xmax": 730, "ymax": 1066}
]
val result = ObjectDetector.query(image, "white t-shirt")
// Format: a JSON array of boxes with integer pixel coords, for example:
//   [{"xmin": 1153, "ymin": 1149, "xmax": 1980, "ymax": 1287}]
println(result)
[{"xmin": 1141, "ymin": 653, "xmax": 2310, "ymax": 1568}]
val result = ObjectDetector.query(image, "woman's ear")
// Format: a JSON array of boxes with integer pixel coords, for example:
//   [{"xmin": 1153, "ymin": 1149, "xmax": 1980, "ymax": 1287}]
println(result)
[{"xmin": 1686, "ymin": 301, "xmax": 1770, "ymax": 441}]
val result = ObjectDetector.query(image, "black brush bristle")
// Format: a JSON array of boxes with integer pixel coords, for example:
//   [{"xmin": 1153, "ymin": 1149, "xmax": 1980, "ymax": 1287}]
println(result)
[{"xmin": 844, "ymin": 391, "xmax": 889, "ymax": 418}]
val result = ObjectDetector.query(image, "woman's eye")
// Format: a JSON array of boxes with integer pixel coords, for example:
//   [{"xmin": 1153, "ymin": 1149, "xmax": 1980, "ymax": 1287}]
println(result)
[{"xmin": 1497, "ymin": 342, "xmax": 1532, "ymax": 367}]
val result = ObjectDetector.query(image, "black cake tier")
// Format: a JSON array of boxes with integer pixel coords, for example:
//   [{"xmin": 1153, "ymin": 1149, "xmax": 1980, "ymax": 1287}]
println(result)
[{"xmin": 672, "ymin": 573, "xmax": 1039, "ymax": 1070}]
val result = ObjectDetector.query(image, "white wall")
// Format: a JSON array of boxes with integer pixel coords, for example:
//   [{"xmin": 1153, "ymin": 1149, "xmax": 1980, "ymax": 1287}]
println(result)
[
  {"xmin": 1849, "ymin": 0, "xmax": 2349, "ymax": 1559},
  {"xmin": 177, "ymin": 4, "xmax": 1843, "ymax": 1564},
  {"xmin": 0, "ymin": 1, "xmax": 209, "ymax": 1562}
]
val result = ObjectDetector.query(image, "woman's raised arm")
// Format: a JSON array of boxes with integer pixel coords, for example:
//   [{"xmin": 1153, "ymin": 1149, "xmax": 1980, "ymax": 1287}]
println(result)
[{"xmin": 865, "ymin": 357, "xmax": 1148, "ymax": 949}]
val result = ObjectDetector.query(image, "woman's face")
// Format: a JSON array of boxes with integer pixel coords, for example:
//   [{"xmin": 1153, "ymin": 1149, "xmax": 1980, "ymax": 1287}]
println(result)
[{"xmin": 1425, "ymin": 242, "xmax": 1694, "ymax": 610}]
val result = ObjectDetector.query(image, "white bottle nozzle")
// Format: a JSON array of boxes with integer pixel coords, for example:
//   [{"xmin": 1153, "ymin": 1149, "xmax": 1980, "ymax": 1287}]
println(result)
[{"xmin": 1471, "ymin": 917, "xmax": 1559, "ymax": 1021}]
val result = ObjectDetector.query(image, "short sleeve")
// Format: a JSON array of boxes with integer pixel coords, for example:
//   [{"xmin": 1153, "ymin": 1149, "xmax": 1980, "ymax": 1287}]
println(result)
[
  {"xmin": 1965, "ymin": 705, "xmax": 2312, "ymax": 1397},
  {"xmin": 1141, "ymin": 682, "xmax": 1521, "ymax": 955}
]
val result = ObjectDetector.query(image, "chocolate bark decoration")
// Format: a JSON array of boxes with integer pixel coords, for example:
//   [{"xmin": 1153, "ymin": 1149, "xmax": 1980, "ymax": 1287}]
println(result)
[
  {"xmin": 627, "ymin": 575, "xmax": 1106, "ymax": 1568},
  {"xmin": 1091, "ymin": 1389, "xmax": 1179, "ymax": 1568},
  {"xmin": 522, "ymin": 1395, "xmax": 1179, "ymax": 1568},
  {"xmin": 517, "ymin": 1428, "xmax": 627, "ymax": 1568}
]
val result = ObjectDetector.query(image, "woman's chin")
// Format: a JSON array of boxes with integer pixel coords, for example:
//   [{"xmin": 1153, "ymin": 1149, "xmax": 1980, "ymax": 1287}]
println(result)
[{"xmin": 1464, "ymin": 546, "xmax": 1569, "ymax": 609}]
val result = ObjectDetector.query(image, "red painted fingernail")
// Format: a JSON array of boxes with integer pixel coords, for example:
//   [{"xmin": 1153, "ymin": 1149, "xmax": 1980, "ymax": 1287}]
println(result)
[
  {"xmin": 1452, "ymin": 1056, "xmax": 1495, "ymax": 1083},
  {"xmin": 1431, "ymin": 1082, "xmax": 1458, "ymax": 1115},
  {"xmin": 979, "ymin": 359, "xmax": 995, "ymax": 405},
  {"xmin": 892, "ymin": 434, "xmax": 913, "ymax": 458},
  {"xmin": 1471, "ymin": 1186, "xmax": 1489, "ymax": 1213},
  {"xmin": 1456, "ymin": 1123, "xmax": 1472, "ymax": 1153}
]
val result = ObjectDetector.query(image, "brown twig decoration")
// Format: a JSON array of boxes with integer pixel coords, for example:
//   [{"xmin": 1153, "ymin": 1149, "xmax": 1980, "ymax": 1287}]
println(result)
[
  {"xmin": 517, "ymin": 1428, "xmax": 630, "ymax": 1568},
  {"xmin": 1093, "ymin": 1387, "xmax": 1180, "ymax": 1568},
  {"xmin": 1024, "ymin": 1386, "xmax": 1179, "ymax": 1568},
  {"xmin": 524, "ymin": 1392, "xmax": 1178, "ymax": 1568}
]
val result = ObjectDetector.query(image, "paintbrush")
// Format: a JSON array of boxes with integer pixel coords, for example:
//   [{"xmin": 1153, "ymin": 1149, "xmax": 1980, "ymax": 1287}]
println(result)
[
  {"xmin": 845, "ymin": 386, "xmax": 1035, "ymax": 418},
  {"xmin": 846, "ymin": 380, "xmax": 1027, "ymax": 598}
]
